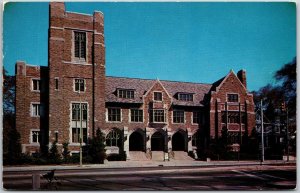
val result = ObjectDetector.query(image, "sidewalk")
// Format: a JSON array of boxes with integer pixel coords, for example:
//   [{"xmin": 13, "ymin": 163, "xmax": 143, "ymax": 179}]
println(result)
[{"xmin": 3, "ymin": 159, "xmax": 296, "ymax": 172}]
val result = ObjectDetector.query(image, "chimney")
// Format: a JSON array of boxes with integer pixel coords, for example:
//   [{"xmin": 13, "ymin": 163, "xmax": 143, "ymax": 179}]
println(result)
[{"xmin": 237, "ymin": 69, "xmax": 247, "ymax": 89}]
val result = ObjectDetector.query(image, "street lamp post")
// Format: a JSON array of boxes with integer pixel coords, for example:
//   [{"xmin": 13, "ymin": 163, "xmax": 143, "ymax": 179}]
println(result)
[{"xmin": 261, "ymin": 100, "xmax": 264, "ymax": 163}]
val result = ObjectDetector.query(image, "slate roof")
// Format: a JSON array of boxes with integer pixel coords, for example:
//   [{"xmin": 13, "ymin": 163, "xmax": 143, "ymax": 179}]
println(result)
[{"xmin": 106, "ymin": 76, "xmax": 212, "ymax": 106}]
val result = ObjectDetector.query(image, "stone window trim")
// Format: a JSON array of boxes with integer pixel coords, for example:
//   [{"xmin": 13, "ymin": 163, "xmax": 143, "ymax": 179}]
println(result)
[
  {"xmin": 129, "ymin": 108, "xmax": 144, "ymax": 123},
  {"xmin": 72, "ymin": 30, "xmax": 88, "ymax": 64},
  {"xmin": 151, "ymin": 109, "xmax": 166, "ymax": 123},
  {"xmin": 30, "ymin": 129, "xmax": 40, "ymax": 144},
  {"xmin": 69, "ymin": 102, "xmax": 89, "ymax": 145},
  {"xmin": 117, "ymin": 89, "xmax": 135, "ymax": 99},
  {"xmin": 31, "ymin": 78, "xmax": 41, "ymax": 92},
  {"xmin": 73, "ymin": 78, "xmax": 86, "ymax": 93},
  {"xmin": 172, "ymin": 110, "xmax": 185, "ymax": 124},
  {"xmin": 153, "ymin": 91, "xmax": 163, "ymax": 102},
  {"xmin": 106, "ymin": 107, "xmax": 122, "ymax": 123},
  {"xmin": 226, "ymin": 93, "xmax": 239, "ymax": 103},
  {"xmin": 192, "ymin": 111, "xmax": 200, "ymax": 125},
  {"xmin": 30, "ymin": 102, "xmax": 42, "ymax": 117},
  {"xmin": 178, "ymin": 93, "xmax": 193, "ymax": 101},
  {"xmin": 54, "ymin": 77, "xmax": 59, "ymax": 90}
]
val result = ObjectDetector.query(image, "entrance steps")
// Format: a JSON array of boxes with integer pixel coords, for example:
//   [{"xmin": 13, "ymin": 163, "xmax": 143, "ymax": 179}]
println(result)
[
  {"xmin": 151, "ymin": 151, "xmax": 164, "ymax": 161},
  {"xmin": 128, "ymin": 151, "xmax": 149, "ymax": 161},
  {"xmin": 173, "ymin": 151, "xmax": 194, "ymax": 161}
]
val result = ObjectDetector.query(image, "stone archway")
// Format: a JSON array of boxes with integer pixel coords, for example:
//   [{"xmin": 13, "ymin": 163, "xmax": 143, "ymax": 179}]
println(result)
[
  {"xmin": 129, "ymin": 131, "xmax": 144, "ymax": 151},
  {"xmin": 172, "ymin": 131, "xmax": 186, "ymax": 151},
  {"xmin": 151, "ymin": 132, "xmax": 165, "ymax": 151}
]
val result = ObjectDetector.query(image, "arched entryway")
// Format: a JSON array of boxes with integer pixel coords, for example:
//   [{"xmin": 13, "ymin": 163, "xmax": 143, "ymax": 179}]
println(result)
[
  {"xmin": 129, "ymin": 131, "xmax": 144, "ymax": 151},
  {"xmin": 172, "ymin": 131, "xmax": 186, "ymax": 151},
  {"xmin": 151, "ymin": 132, "xmax": 165, "ymax": 151}
]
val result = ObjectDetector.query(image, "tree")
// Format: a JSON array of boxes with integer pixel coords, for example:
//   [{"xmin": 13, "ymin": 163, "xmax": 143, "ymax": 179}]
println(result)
[
  {"xmin": 48, "ymin": 141, "xmax": 61, "ymax": 164},
  {"xmin": 3, "ymin": 67, "xmax": 19, "ymax": 164},
  {"xmin": 62, "ymin": 142, "xmax": 70, "ymax": 163},
  {"xmin": 88, "ymin": 128, "xmax": 106, "ymax": 164}
]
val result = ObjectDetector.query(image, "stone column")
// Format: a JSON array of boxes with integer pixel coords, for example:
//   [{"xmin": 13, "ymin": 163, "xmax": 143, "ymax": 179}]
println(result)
[
  {"xmin": 146, "ymin": 127, "xmax": 151, "ymax": 150},
  {"xmin": 187, "ymin": 128, "xmax": 193, "ymax": 152},
  {"xmin": 123, "ymin": 126, "xmax": 129, "ymax": 160}
]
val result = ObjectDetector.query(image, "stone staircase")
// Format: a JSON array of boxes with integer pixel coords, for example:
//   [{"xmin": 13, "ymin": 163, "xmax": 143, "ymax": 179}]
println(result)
[
  {"xmin": 173, "ymin": 151, "xmax": 194, "ymax": 161},
  {"xmin": 151, "ymin": 151, "xmax": 164, "ymax": 161},
  {"xmin": 128, "ymin": 151, "xmax": 149, "ymax": 161}
]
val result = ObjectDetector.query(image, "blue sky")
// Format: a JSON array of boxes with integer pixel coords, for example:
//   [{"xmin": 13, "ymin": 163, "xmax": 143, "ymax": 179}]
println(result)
[{"xmin": 3, "ymin": 2, "xmax": 296, "ymax": 91}]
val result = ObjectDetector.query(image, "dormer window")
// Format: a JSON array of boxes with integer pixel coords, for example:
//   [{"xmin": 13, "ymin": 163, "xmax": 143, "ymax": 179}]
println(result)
[
  {"xmin": 178, "ymin": 93, "xmax": 193, "ymax": 101},
  {"xmin": 227, "ymin": 94, "xmax": 238, "ymax": 102},
  {"xmin": 74, "ymin": 31, "xmax": 86, "ymax": 61},
  {"xmin": 117, "ymin": 89, "xmax": 134, "ymax": 99}
]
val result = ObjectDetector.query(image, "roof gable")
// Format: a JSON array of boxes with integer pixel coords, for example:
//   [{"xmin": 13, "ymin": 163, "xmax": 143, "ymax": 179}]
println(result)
[{"xmin": 215, "ymin": 70, "xmax": 247, "ymax": 93}]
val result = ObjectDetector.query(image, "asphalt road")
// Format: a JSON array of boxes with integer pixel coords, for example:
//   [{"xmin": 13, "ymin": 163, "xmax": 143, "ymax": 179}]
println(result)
[{"xmin": 3, "ymin": 165, "xmax": 296, "ymax": 191}]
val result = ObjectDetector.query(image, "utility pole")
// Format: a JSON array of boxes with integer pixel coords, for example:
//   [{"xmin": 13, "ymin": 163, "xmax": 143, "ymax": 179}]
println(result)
[
  {"xmin": 286, "ymin": 107, "xmax": 289, "ymax": 162},
  {"xmin": 79, "ymin": 90, "xmax": 83, "ymax": 167},
  {"xmin": 261, "ymin": 100, "xmax": 264, "ymax": 163}
]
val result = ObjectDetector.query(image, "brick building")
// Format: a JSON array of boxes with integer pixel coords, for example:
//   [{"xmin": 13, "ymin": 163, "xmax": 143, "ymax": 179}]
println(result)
[{"xmin": 15, "ymin": 2, "xmax": 255, "ymax": 161}]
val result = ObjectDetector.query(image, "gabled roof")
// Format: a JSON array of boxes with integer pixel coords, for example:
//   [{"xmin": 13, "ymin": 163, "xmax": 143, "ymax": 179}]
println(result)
[{"xmin": 105, "ymin": 76, "xmax": 212, "ymax": 106}]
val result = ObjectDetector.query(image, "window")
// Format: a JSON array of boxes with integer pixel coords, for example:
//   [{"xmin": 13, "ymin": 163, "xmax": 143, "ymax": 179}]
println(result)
[
  {"xmin": 154, "ymin": 92, "xmax": 162, "ymax": 101},
  {"xmin": 31, "ymin": 131, "xmax": 40, "ymax": 143},
  {"xmin": 74, "ymin": 31, "xmax": 86, "ymax": 60},
  {"xmin": 55, "ymin": 132, "xmax": 58, "ymax": 142},
  {"xmin": 31, "ymin": 103, "xmax": 41, "ymax": 117},
  {"xmin": 108, "ymin": 108, "xmax": 121, "ymax": 122},
  {"xmin": 227, "ymin": 94, "xmax": 238, "ymax": 102},
  {"xmin": 74, "ymin": 78, "xmax": 85, "ymax": 92},
  {"xmin": 151, "ymin": 109, "xmax": 166, "ymax": 123},
  {"xmin": 227, "ymin": 132, "xmax": 239, "ymax": 144},
  {"xmin": 222, "ymin": 111, "xmax": 245, "ymax": 124},
  {"xmin": 193, "ymin": 111, "xmax": 200, "ymax": 124},
  {"xmin": 72, "ymin": 128, "xmax": 87, "ymax": 143},
  {"xmin": 130, "ymin": 109, "xmax": 143, "ymax": 122},
  {"xmin": 71, "ymin": 103, "xmax": 88, "ymax": 143},
  {"xmin": 55, "ymin": 78, "xmax": 59, "ymax": 90},
  {"xmin": 106, "ymin": 129, "xmax": 122, "ymax": 147},
  {"xmin": 72, "ymin": 103, "xmax": 88, "ymax": 121},
  {"xmin": 32, "ymin": 79, "xmax": 41, "ymax": 91},
  {"xmin": 118, "ymin": 89, "xmax": 134, "ymax": 99},
  {"xmin": 173, "ymin": 110, "xmax": 184, "ymax": 123},
  {"xmin": 178, "ymin": 93, "xmax": 193, "ymax": 101}
]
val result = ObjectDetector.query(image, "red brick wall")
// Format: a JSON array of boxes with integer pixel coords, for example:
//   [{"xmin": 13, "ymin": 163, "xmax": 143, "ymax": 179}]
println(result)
[
  {"xmin": 209, "ymin": 71, "xmax": 255, "ymax": 140},
  {"xmin": 48, "ymin": 2, "xmax": 105, "ymax": 151}
]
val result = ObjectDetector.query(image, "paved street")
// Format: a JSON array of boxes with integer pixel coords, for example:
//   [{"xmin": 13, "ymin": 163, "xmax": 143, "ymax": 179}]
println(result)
[{"xmin": 3, "ymin": 164, "xmax": 296, "ymax": 190}]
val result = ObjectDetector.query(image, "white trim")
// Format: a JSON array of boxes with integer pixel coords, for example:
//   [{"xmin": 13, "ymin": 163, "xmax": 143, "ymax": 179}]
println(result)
[
  {"xmin": 226, "ymin": 92, "xmax": 240, "ymax": 103},
  {"xmin": 62, "ymin": 60, "xmax": 93, "ymax": 65},
  {"xmin": 66, "ymin": 26, "xmax": 93, "ymax": 32},
  {"xmin": 66, "ymin": 11, "xmax": 93, "ymax": 16},
  {"xmin": 50, "ymin": 37, "xmax": 65, "ymax": 42},
  {"xmin": 153, "ymin": 91, "xmax": 163, "ymax": 102},
  {"xmin": 172, "ymin": 110, "xmax": 185, "ymax": 124},
  {"xmin": 129, "ymin": 108, "xmax": 144, "ymax": 123},
  {"xmin": 30, "ymin": 102, "xmax": 42, "ymax": 117},
  {"xmin": 143, "ymin": 79, "xmax": 172, "ymax": 100},
  {"xmin": 106, "ymin": 107, "xmax": 122, "ymax": 123},
  {"xmin": 72, "ymin": 31, "xmax": 88, "ymax": 63},
  {"xmin": 54, "ymin": 77, "xmax": 59, "ymax": 90},
  {"xmin": 73, "ymin": 78, "xmax": 86, "ymax": 93},
  {"xmin": 31, "ymin": 78, "xmax": 41, "ymax": 92},
  {"xmin": 30, "ymin": 129, "xmax": 40, "ymax": 144},
  {"xmin": 50, "ymin": 26, "xmax": 64, "ymax": 30},
  {"xmin": 69, "ymin": 101, "xmax": 89, "ymax": 144}
]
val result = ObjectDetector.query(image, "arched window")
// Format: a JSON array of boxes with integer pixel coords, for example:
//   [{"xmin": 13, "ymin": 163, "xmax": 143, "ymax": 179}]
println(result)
[{"xmin": 106, "ymin": 129, "xmax": 122, "ymax": 147}]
